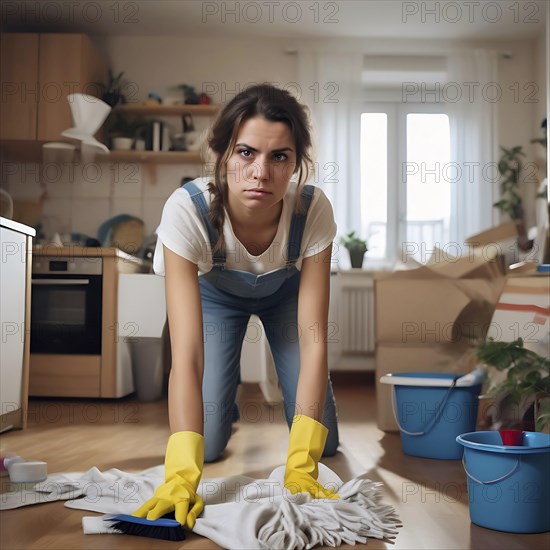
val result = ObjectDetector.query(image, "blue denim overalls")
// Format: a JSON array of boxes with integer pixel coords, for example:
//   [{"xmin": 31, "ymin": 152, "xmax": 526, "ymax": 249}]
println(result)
[{"xmin": 182, "ymin": 180, "xmax": 339, "ymax": 462}]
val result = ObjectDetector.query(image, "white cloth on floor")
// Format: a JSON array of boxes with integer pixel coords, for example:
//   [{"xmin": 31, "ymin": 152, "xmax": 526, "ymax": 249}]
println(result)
[
  {"xmin": 0, "ymin": 465, "xmax": 163, "ymax": 512},
  {"xmin": 1, "ymin": 463, "xmax": 399, "ymax": 549}
]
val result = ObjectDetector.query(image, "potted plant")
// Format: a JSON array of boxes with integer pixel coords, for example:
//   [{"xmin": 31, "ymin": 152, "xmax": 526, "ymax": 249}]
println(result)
[
  {"xmin": 107, "ymin": 115, "xmax": 146, "ymax": 150},
  {"xmin": 495, "ymin": 145, "xmax": 533, "ymax": 251},
  {"xmin": 530, "ymin": 117, "xmax": 547, "ymax": 149},
  {"xmin": 475, "ymin": 337, "xmax": 550, "ymax": 432},
  {"xmin": 98, "ymin": 69, "xmax": 127, "ymax": 107},
  {"xmin": 339, "ymin": 231, "xmax": 368, "ymax": 269},
  {"xmin": 177, "ymin": 84, "xmax": 201, "ymax": 105}
]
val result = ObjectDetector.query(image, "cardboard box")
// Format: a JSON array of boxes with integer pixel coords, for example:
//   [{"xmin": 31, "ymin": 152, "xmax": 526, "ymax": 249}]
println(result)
[
  {"xmin": 465, "ymin": 221, "xmax": 519, "ymax": 268},
  {"xmin": 465, "ymin": 221, "xmax": 518, "ymax": 246},
  {"xmin": 375, "ymin": 247, "xmax": 506, "ymax": 431},
  {"xmin": 487, "ymin": 266, "xmax": 550, "ymax": 359},
  {"xmin": 481, "ymin": 265, "xmax": 549, "ymax": 429}
]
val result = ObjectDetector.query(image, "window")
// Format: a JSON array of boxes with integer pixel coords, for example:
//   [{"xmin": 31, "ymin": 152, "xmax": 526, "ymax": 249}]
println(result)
[
  {"xmin": 360, "ymin": 103, "xmax": 451, "ymax": 265},
  {"xmin": 360, "ymin": 113, "xmax": 388, "ymax": 260}
]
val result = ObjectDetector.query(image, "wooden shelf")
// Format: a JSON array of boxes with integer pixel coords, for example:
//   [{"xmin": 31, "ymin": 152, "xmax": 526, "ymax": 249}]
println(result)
[
  {"xmin": 1, "ymin": 143, "xmax": 206, "ymax": 168},
  {"xmin": 113, "ymin": 103, "xmax": 221, "ymax": 116},
  {"xmin": 98, "ymin": 150, "xmax": 204, "ymax": 164},
  {"xmin": 99, "ymin": 105, "xmax": 220, "ymax": 178}
]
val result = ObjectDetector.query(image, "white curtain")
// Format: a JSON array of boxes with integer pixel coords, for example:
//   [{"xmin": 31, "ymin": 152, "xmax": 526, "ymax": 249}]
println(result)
[
  {"xmin": 447, "ymin": 49, "xmax": 500, "ymax": 244},
  {"xmin": 297, "ymin": 52, "xmax": 364, "ymax": 239}
]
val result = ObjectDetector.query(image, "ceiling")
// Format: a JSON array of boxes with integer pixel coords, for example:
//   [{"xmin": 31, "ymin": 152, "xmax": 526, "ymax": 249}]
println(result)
[{"xmin": 1, "ymin": 0, "xmax": 546, "ymax": 41}]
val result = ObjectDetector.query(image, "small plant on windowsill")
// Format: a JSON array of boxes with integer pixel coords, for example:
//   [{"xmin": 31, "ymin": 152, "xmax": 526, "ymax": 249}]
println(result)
[
  {"xmin": 475, "ymin": 337, "xmax": 550, "ymax": 432},
  {"xmin": 339, "ymin": 231, "xmax": 368, "ymax": 269}
]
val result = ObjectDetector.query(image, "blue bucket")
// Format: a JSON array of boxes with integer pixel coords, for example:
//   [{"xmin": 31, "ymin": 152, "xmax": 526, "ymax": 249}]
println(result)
[
  {"xmin": 457, "ymin": 431, "xmax": 550, "ymax": 533},
  {"xmin": 380, "ymin": 372, "xmax": 482, "ymax": 459}
]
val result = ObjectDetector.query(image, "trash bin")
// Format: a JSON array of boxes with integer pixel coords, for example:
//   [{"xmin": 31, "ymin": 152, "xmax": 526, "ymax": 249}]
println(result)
[
  {"xmin": 130, "ymin": 337, "xmax": 164, "ymax": 402},
  {"xmin": 118, "ymin": 274, "xmax": 167, "ymax": 402}
]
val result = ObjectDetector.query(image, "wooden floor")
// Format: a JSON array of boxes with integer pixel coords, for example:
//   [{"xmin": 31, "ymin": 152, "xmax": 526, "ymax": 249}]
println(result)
[{"xmin": 1, "ymin": 381, "xmax": 548, "ymax": 550}]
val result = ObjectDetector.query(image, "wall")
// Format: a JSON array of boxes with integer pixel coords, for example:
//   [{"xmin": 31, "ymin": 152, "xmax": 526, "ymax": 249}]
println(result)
[
  {"xmin": 4, "ymin": 33, "xmax": 546, "ymax": 242},
  {"xmin": 532, "ymin": 26, "xmax": 548, "ymax": 188}
]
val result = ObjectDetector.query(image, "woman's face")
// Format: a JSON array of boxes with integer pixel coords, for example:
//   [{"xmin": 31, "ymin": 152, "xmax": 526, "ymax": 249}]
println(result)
[{"xmin": 225, "ymin": 116, "xmax": 296, "ymax": 215}]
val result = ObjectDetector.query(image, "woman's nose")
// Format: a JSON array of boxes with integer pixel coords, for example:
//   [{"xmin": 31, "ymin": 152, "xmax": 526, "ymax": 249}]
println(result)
[{"xmin": 250, "ymin": 156, "xmax": 270, "ymax": 181}]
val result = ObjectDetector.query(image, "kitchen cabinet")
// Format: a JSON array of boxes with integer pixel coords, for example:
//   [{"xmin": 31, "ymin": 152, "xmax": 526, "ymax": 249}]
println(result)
[
  {"xmin": 0, "ymin": 34, "xmax": 39, "ymax": 140},
  {"xmin": 0, "ymin": 217, "xmax": 35, "ymax": 432},
  {"xmin": 0, "ymin": 33, "xmax": 106, "ymax": 142}
]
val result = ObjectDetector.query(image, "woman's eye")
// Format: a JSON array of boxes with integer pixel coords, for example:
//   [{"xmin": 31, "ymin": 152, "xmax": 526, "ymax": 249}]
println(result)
[
  {"xmin": 273, "ymin": 153, "xmax": 287, "ymax": 161},
  {"xmin": 238, "ymin": 149, "xmax": 253, "ymax": 158}
]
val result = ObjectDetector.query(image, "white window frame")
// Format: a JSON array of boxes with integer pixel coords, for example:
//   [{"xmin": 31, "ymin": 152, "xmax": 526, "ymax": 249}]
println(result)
[{"xmin": 361, "ymin": 100, "xmax": 448, "ymax": 266}]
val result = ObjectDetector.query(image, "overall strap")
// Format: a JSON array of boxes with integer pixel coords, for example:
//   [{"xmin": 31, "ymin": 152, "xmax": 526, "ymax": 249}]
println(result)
[
  {"xmin": 182, "ymin": 181, "xmax": 225, "ymax": 267},
  {"xmin": 286, "ymin": 184, "xmax": 316, "ymax": 266}
]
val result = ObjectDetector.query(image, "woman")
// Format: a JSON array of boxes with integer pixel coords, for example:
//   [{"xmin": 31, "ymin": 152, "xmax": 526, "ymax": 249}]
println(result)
[{"xmin": 133, "ymin": 84, "xmax": 340, "ymax": 529}]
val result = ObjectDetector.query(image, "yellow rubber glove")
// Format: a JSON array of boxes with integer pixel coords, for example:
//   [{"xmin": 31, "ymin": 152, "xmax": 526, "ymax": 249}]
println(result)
[
  {"xmin": 132, "ymin": 431, "xmax": 204, "ymax": 529},
  {"xmin": 284, "ymin": 414, "xmax": 340, "ymax": 499}
]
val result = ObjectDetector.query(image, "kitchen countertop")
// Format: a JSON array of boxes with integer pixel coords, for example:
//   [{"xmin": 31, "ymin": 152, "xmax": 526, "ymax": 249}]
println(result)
[
  {"xmin": 0, "ymin": 216, "xmax": 36, "ymax": 237},
  {"xmin": 32, "ymin": 245, "xmax": 151, "ymax": 269}
]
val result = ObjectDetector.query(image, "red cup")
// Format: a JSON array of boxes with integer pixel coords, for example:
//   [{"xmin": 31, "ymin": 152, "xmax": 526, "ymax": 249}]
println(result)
[{"xmin": 499, "ymin": 429, "xmax": 524, "ymax": 446}]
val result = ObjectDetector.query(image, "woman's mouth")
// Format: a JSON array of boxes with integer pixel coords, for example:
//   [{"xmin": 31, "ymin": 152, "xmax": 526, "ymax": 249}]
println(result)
[{"xmin": 245, "ymin": 188, "xmax": 271, "ymax": 197}]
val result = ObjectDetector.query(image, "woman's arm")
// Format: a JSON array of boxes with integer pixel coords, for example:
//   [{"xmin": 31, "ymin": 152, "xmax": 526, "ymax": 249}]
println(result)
[
  {"xmin": 295, "ymin": 244, "xmax": 333, "ymax": 421},
  {"xmin": 163, "ymin": 245, "xmax": 204, "ymax": 435},
  {"xmin": 131, "ymin": 245, "xmax": 206, "ymax": 527},
  {"xmin": 284, "ymin": 243, "xmax": 339, "ymax": 499}
]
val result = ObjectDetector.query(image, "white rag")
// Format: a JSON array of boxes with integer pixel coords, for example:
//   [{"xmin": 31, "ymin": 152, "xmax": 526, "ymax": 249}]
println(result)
[{"xmin": 0, "ymin": 463, "xmax": 399, "ymax": 549}]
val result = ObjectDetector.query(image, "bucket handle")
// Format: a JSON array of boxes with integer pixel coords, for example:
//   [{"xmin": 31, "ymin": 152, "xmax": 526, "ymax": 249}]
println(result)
[
  {"xmin": 462, "ymin": 455, "xmax": 520, "ymax": 485},
  {"xmin": 390, "ymin": 379, "xmax": 457, "ymax": 436}
]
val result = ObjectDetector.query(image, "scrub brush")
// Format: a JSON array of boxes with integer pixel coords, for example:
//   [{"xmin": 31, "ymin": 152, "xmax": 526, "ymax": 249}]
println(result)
[{"xmin": 105, "ymin": 512, "xmax": 186, "ymax": 541}]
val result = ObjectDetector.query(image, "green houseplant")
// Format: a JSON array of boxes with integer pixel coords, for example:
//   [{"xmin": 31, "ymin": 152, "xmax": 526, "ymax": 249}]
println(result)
[
  {"xmin": 98, "ymin": 69, "xmax": 127, "ymax": 107},
  {"xmin": 475, "ymin": 337, "xmax": 550, "ymax": 432},
  {"xmin": 495, "ymin": 146, "xmax": 533, "ymax": 251},
  {"xmin": 339, "ymin": 231, "xmax": 368, "ymax": 269},
  {"xmin": 106, "ymin": 115, "xmax": 147, "ymax": 150},
  {"xmin": 495, "ymin": 145, "xmax": 525, "ymax": 220}
]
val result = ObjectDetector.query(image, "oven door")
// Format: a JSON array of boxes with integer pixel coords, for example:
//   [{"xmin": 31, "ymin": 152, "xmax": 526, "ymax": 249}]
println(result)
[{"xmin": 31, "ymin": 274, "xmax": 103, "ymax": 355}]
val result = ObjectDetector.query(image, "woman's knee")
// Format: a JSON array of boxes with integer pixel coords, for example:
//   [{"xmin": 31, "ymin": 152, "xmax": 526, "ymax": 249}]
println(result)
[
  {"xmin": 322, "ymin": 426, "xmax": 339, "ymax": 457},
  {"xmin": 204, "ymin": 433, "xmax": 229, "ymax": 463}
]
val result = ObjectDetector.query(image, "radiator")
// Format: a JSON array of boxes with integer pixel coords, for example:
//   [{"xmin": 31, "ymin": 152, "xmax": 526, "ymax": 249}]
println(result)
[
  {"xmin": 341, "ymin": 278, "xmax": 376, "ymax": 354},
  {"xmin": 328, "ymin": 272, "xmax": 376, "ymax": 371}
]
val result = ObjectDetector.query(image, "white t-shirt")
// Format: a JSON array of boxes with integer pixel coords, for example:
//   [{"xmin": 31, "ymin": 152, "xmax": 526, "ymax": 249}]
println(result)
[{"xmin": 153, "ymin": 177, "xmax": 337, "ymax": 277}]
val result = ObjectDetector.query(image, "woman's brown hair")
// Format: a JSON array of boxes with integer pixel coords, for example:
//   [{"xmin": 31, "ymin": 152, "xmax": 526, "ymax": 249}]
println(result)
[{"xmin": 206, "ymin": 84, "xmax": 313, "ymax": 254}]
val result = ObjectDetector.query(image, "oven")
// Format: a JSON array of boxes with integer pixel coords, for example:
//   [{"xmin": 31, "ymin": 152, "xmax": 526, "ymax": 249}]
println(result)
[{"xmin": 31, "ymin": 257, "xmax": 103, "ymax": 355}]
